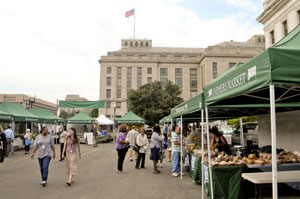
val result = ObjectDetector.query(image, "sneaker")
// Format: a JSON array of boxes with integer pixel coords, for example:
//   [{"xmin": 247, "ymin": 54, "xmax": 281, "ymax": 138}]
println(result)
[
  {"xmin": 130, "ymin": 158, "xmax": 133, "ymax": 161},
  {"xmin": 160, "ymin": 164, "xmax": 163, "ymax": 168},
  {"xmin": 172, "ymin": 173, "xmax": 179, "ymax": 177},
  {"xmin": 41, "ymin": 181, "xmax": 46, "ymax": 186}
]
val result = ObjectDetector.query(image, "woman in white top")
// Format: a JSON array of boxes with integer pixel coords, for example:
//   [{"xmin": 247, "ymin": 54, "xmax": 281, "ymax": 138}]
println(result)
[
  {"xmin": 135, "ymin": 128, "xmax": 149, "ymax": 169},
  {"xmin": 24, "ymin": 129, "xmax": 32, "ymax": 154}
]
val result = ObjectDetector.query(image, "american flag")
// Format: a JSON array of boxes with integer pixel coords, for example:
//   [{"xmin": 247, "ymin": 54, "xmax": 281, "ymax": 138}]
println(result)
[{"xmin": 125, "ymin": 9, "xmax": 135, "ymax": 18}]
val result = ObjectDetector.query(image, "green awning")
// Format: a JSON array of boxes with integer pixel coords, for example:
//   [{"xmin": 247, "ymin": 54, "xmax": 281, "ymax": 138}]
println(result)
[
  {"xmin": 159, "ymin": 115, "xmax": 175, "ymax": 124},
  {"xmin": 0, "ymin": 102, "xmax": 38, "ymax": 122},
  {"xmin": 204, "ymin": 24, "xmax": 300, "ymax": 107},
  {"xmin": 0, "ymin": 109, "xmax": 12, "ymax": 121},
  {"xmin": 28, "ymin": 109, "xmax": 65, "ymax": 123},
  {"xmin": 68, "ymin": 111, "xmax": 95, "ymax": 124},
  {"xmin": 59, "ymin": 101, "xmax": 105, "ymax": 108},
  {"xmin": 171, "ymin": 92, "xmax": 204, "ymax": 118},
  {"xmin": 115, "ymin": 111, "xmax": 145, "ymax": 124}
]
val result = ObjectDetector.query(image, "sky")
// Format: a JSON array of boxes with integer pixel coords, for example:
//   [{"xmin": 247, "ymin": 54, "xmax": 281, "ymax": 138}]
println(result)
[{"xmin": 0, "ymin": 0, "xmax": 264, "ymax": 104}]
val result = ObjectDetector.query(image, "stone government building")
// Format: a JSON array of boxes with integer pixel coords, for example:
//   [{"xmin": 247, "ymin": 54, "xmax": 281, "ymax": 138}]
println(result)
[{"xmin": 99, "ymin": 36, "xmax": 265, "ymax": 119}]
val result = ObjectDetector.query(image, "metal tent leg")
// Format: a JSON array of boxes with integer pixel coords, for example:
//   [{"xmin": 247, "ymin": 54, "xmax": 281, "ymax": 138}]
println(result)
[
  {"xmin": 270, "ymin": 85, "xmax": 278, "ymax": 199},
  {"xmin": 201, "ymin": 109, "xmax": 205, "ymax": 199},
  {"xmin": 205, "ymin": 107, "xmax": 214, "ymax": 199}
]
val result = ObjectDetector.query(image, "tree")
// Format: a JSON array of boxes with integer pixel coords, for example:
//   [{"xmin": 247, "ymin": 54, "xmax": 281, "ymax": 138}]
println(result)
[
  {"xmin": 59, "ymin": 110, "xmax": 69, "ymax": 119},
  {"xmin": 90, "ymin": 108, "xmax": 99, "ymax": 118},
  {"xmin": 227, "ymin": 116, "xmax": 258, "ymax": 127},
  {"xmin": 127, "ymin": 80, "xmax": 184, "ymax": 126}
]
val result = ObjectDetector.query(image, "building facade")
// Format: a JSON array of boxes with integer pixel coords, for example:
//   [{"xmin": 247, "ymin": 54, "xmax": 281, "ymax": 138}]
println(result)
[
  {"xmin": 257, "ymin": 0, "xmax": 300, "ymax": 48},
  {"xmin": 99, "ymin": 37, "xmax": 265, "ymax": 119},
  {"xmin": 0, "ymin": 94, "xmax": 57, "ymax": 114}
]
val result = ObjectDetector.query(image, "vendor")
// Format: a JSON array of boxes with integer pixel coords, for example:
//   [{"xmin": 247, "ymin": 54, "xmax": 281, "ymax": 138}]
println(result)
[{"xmin": 210, "ymin": 126, "xmax": 231, "ymax": 155}]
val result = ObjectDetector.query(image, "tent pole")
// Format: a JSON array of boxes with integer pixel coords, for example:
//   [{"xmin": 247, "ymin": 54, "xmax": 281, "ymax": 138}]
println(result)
[
  {"xmin": 180, "ymin": 115, "xmax": 183, "ymax": 180},
  {"xmin": 201, "ymin": 109, "xmax": 204, "ymax": 199},
  {"xmin": 240, "ymin": 118, "xmax": 244, "ymax": 147},
  {"xmin": 205, "ymin": 106, "xmax": 214, "ymax": 199},
  {"xmin": 270, "ymin": 85, "xmax": 278, "ymax": 199}
]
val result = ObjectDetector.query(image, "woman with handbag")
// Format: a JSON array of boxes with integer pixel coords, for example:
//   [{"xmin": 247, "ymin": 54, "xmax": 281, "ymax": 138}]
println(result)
[
  {"xmin": 135, "ymin": 128, "xmax": 149, "ymax": 169},
  {"xmin": 150, "ymin": 125, "xmax": 164, "ymax": 174},
  {"xmin": 24, "ymin": 129, "xmax": 32, "ymax": 154}
]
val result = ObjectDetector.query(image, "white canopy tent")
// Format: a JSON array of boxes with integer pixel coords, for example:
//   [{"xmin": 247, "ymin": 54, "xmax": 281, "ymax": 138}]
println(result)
[{"xmin": 96, "ymin": 114, "xmax": 114, "ymax": 125}]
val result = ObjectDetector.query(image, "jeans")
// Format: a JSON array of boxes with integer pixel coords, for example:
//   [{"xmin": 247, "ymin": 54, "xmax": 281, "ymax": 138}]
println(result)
[
  {"xmin": 172, "ymin": 152, "xmax": 181, "ymax": 173},
  {"xmin": 5, "ymin": 139, "xmax": 12, "ymax": 156},
  {"xmin": 117, "ymin": 148, "xmax": 128, "ymax": 171},
  {"xmin": 38, "ymin": 156, "xmax": 51, "ymax": 181},
  {"xmin": 136, "ymin": 152, "xmax": 145, "ymax": 168}
]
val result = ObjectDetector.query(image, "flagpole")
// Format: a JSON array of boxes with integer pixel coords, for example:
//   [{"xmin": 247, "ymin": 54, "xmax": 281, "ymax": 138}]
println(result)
[{"xmin": 134, "ymin": 8, "xmax": 136, "ymax": 38}]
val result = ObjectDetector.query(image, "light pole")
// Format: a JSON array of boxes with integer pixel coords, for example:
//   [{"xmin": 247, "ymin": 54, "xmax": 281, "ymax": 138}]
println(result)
[{"xmin": 113, "ymin": 105, "xmax": 117, "ymax": 142}]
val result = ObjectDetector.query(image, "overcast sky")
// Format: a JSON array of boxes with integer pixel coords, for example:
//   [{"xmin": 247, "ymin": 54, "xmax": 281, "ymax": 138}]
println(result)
[{"xmin": 0, "ymin": 0, "xmax": 264, "ymax": 104}]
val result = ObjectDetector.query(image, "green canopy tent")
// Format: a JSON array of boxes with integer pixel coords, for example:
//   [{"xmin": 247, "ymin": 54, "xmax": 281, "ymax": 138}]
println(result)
[
  {"xmin": 202, "ymin": 24, "xmax": 300, "ymax": 199},
  {"xmin": 67, "ymin": 111, "xmax": 96, "ymax": 124},
  {"xmin": 0, "ymin": 109, "xmax": 12, "ymax": 122},
  {"xmin": 115, "ymin": 111, "xmax": 145, "ymax": 125},
  {"xmin": 28, "ymin": 109, "xmax": 65, "ymax": 124},
  {"xmin": 0, "ymin": 102, "xmax": 38, "ymax": 122},
  {"xmin": 58, "ymin": 101, "xmax": 105, "ymax": 109}
]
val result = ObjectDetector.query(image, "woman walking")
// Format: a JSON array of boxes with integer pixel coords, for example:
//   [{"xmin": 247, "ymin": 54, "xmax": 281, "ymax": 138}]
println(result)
[
  {"xmin": 62, "ymin": 128, "xmax": 81, "ymax": 186},
  {"xmin": 59, "ymin": 126, "xmax": 68, "ymax": 161},
  {"xmin": 31, "ymin": 127, "xmax": 56, "ymax": 187},
  {"xmin": 116, "ymin": 125, "xmax": 129, "ymax": 174},
  {"xmin": 135, "ymin": 128, "xmax": 149, "ymax": 169},
  {"xmin": 150, "ymin": 125, "xmax": 163, "ymax": 174},
  {"xmin": 24, "ymin": 129, "xmax": 32, "ymax": 154}
]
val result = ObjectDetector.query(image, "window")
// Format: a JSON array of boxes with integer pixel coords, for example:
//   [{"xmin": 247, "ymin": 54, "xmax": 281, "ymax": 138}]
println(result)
[
  {"xmin": 106, "ymin": 89, "xmax": 111, "ymax": 98},
  {"xmin": 127, "ymin": 77, "xmax": 132, "ymax": 87},
  {"xmin": 229, "ymin": 62, "xmax": 236, "ymax": 68},
  {"xmin": 107, "ymin": 115, "xmax": 111, "ymax": 118},
  {"xmin": 125, "ymin": 41, "xmax": 128, "ymax": 46},
  {"xmin": 137, "ymin": 67, "xmax": 142, "ymax": 75},
  {"xmin": 190, "ymin": 68, "xmax": 197, "ymax": 75},
  {"xmin": 258, "ymin": 37, "xmax": 261, "ymax": 42},
  {"xmin": 270, "ymin": 30, "xmax": 275, "ymax": 45},
  {"xmin": 175, "ymin": 68, "xmax": 182, "ymax": 76},
  {"xmin": 107, "ymin": 67, "xmax": 111, "ymax": 74},
  {"xmin": 137, "ymin": 77, "xmax": 142, "ymax": 88},
  {"xmin": 147, "ymin": 67, "xmax": 152, "ymax": 74},
  {"xmin": 147, "ymin": 77, "xmax": 152, "ymax": 84},
  {"xmin": 212, "ymin": 62, "xmax": 218, "ymax": 79},
  {"xmin": 190, "ymin": 79, "xmax": 197, "ymax": 87},
  {"xmin": 117, "ymin": 89, "xmax": 121, "ymax": 98},
  {"xmin": 140, "ymin": 42, "xmax": 144, "ymax": 47},
  {"xmin": 175, "ymin": 78, "xmax": 182, "ymax": 88},
  {"xmin": 298, "ymin": 10, "xmax": 300, "ymax": 23},
  {"xmin": 130, "ymin": 41, "xmax": 133, "ymax": 47},
  {"xmin": 106, "ymin": 101, "xmax": 111, "ymax": 108},
  {"xmin": 117, "ymin": 67, "xmax": 121, "ymax": 75},
  {"xmin": 160, "ymin": 77, "xmax": 167, "ymax": 85},
  {"xmin": 283, "ymin": 20, "xmax": 288, "ymax": 36},
  {"xmin": 160, "ymin": 68, "xmax": 168, "ymax": 76},
  {"xmin": 135, "ymin": 41, "xmax": 138, "ymax": 47},
  {"xmin": 117, "ymin": 78, "xmax": 121, "ymax": 86},
  {"xmin": 146, "ymin": 42, "xmax": 149, "ymax": 47},
  {"xmin": 127, "ymin": 67, "xmax": 132, "ymax": 75},
  {"xmin": 116, "ymin": 102, "xmax": 121, "ymax": 108},
  {"xmin": 106, "ymin": 77, "xmax": 111, "ymax": 86}
]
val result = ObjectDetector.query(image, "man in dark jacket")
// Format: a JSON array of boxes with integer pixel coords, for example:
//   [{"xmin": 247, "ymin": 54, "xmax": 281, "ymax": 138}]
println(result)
[{"xmin": 0, "ymin": 126, "xmax": 6, "ymax": 162}]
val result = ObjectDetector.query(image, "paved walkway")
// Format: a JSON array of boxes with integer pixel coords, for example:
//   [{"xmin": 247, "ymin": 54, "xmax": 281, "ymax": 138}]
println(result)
[{"xmin": 0, "ymin": 142, "xmax": 202, "ymax": 199}]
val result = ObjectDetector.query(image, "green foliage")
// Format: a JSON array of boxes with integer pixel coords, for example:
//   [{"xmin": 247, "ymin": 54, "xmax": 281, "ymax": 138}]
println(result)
[
  {"xmin": 227, "ymin": 116, "xmax": 258, "ymax": 127},
  {"xmin": 127, "ymin": 80, "xmax": 183, "ymax": 126},
  {"xmin": 59, "ymin": 110, "xmax": 69, "ymax": 119},
  {"xmin": 90, "ymin": 108, "xmax": 99, "ymax": 118}
]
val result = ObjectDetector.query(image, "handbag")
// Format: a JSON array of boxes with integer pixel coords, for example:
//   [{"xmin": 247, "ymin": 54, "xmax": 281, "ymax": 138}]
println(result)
[{"xmin": 133, "ymin": 144, "xmax": 140, "ymax": 153}]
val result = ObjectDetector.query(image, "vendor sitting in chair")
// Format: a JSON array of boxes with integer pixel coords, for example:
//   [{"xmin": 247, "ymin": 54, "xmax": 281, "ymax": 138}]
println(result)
[{"xmin": 210, "ymin": 126, "xmax": 231, "ymax": 155}]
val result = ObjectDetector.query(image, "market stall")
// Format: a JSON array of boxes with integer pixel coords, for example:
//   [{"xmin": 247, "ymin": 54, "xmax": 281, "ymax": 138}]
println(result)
[
  {"xmin": 115, "ymin": 111, "xmax": 145, "ymax": 129},
  {"xmin": 203, "ymin": 24, "xmax": 300, "ymax": 199},
  {"xmin": 68, "ymin": 112, "xmax": 96, "ymax": 145}
]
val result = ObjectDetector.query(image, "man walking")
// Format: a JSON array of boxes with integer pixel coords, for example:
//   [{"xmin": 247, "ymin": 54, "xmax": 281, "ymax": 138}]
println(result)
[
  {"xmin": 171, "ymin": 126, "xmax": 182, "ymax": 177},
  {"xmin": 4, "ymin": 126, "xmax": 14, "ymax": 156},
  {"xmin": 127, "ymin": 126, "xmax": 139, "ymax": 161}
]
